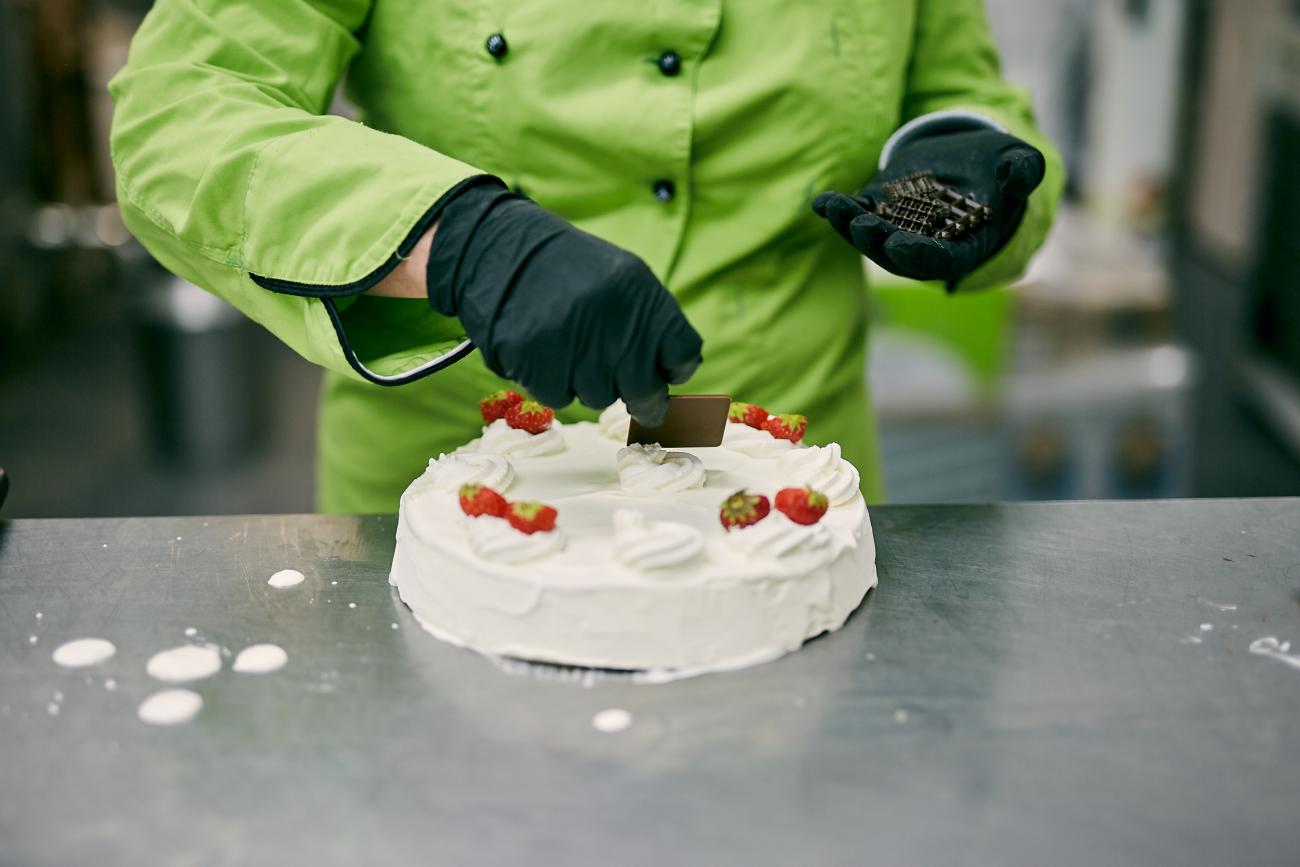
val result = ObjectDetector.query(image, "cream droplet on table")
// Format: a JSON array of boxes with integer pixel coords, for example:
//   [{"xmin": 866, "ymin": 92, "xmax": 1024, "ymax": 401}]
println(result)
[
  {"xmin": 268, "ymin": 569, "xmax": 305, "ymax": 589},
  {"xmin": 51, "ymin": 638, "xmax": 116, "ymax": 668},
  {"xmin": 592, "ymin": 708, "xmax": 633, "ymax": 733},
  {"xmin": 146, "ymin": 644, "xmax": 222, "ymax": 682},
  {"xmin": 232, "ymin": 643, "xmax": 288, "ymax": 674},
  {"xmin": 1249, "ymin": 636, "xmax": 1300, "ymax": 671},
  {"xmin": 138, "ymin": 689, "xmax": 203, "ymax": 726}
]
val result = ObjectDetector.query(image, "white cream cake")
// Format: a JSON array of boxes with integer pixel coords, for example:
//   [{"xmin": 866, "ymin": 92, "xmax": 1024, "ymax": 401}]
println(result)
[{"xmin": 389, "ymin": 400, "xmax": 877, "ymax": 676}]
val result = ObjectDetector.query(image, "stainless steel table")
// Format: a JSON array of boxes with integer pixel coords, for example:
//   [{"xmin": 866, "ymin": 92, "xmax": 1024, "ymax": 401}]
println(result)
[{"xmin": 2, "ymin": 500, "xmax": 1298, "ymax": 866}]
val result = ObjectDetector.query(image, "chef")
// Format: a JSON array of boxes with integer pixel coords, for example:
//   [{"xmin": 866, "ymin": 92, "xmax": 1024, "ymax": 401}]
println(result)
[{"xmin": 109, "ymin": 0, "xmax": 1061, "ymax": 512}]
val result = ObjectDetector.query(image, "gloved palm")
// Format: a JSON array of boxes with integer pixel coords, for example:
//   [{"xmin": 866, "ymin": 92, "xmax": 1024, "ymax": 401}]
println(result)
[
  {"xmin": 427, "ymin": 183, "xmax": 702, "ymax": 426},
  {"xmin": 814, "ymin": 129, "xmax": 1046, "ymax": 285}
]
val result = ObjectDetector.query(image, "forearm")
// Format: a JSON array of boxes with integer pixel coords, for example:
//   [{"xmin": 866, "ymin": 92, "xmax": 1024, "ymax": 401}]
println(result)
[
  {"xmin": 110, "ymin": 0, "xmax": 488, "ymax": 384},
  {"xmin": 366, "ymin": 223, "xmax": 437, "ymax": 299}
]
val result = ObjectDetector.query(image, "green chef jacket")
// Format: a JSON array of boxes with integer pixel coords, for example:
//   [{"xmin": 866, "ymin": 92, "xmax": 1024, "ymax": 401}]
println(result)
[{"xmin": 109, "ymin": 0, "xmax": 1062, "ymax": 513}]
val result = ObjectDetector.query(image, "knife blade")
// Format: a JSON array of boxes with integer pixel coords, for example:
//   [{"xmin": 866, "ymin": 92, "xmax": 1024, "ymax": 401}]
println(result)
[{"xmin": 625, "ymin": 394, "xmax": 731, "ymax": 448}]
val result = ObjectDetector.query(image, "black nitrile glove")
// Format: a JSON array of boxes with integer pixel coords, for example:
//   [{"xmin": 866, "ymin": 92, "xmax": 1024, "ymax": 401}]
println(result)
[
  {"xmin": 427, "ymin": 183, "xmax": 703, "ymax": 426},
  {"xmin": 814, "ymin": 128, "xmax": 1046, "ymax": 286}
]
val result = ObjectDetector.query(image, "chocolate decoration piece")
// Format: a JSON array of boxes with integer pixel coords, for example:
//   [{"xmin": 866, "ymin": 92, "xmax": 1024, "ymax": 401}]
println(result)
[
  {"xmin": 878, "ymin": 195, "xmax": 943, "ymax": 236},
  {"xmin": 626, "ymin": 394, "xmax": 732, "ymax": 448},
  {"xmin": 873, "ymin": 171, "xmax": 991, "ymax": 241}
]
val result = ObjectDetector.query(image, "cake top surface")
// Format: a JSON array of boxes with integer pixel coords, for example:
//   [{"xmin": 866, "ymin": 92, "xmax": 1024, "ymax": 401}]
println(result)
[{"xmin": 400, "ymin": 400, "xmax": 866, "ymax": 590}]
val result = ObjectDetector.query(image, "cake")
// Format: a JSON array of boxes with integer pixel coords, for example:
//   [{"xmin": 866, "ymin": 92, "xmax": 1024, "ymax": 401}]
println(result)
[{"xmin": 389, "ymin": 395, "xmax": 877, "ymax": 677}]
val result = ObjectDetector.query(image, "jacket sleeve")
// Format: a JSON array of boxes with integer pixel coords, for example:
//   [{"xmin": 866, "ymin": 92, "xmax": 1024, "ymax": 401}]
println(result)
[
  {"xmin": 108, "ymin": 0, "xmax": 494, "ymax": 385},
  {"xmin": 893, "ymin": 0, "xmax": 1065, "ymax": 292}
]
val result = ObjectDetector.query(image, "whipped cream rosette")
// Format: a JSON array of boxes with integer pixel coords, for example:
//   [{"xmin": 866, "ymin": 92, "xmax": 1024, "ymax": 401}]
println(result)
[
  {"xmin": 612, "ymin": 509, "xmax": 704, "ymax": 570},
  {"xmin": 465, "ymin": 514, "xmax": 566, "ymax": 563},
  {"xmin": 475, "ymin": 418, "xmax": 565, "ymax": 458},
  {"xmin": 721, "ymin": 421, "xmax": 797, "ymax": 458},
  {"xmin": 616, "ymin": 443, "xmax": 705, "ymax": 494},
  {"xmin": 778, "ymin": 443, "xmax": 859, "ymax": 506},
  {"xmin": 424, "ymin": 452, "xmax": 515, "ymax": 493},
  {"xmin": 725, "ymin": 512, "xmax": 833, "ymax": 564},
  {"xmin": 597, "ymin": 401, "xmax": 631, "ymax": 442}
]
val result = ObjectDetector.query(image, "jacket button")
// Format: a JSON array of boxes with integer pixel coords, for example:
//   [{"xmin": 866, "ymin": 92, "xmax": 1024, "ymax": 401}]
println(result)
[
  {"xmin": 657, "ymin": 51, "xmax": 682, "ymax": 77},
  {"xmin": 652, "ymin": 179, "xmax": 675, "ymax": 202},
  {"xmin": 485, "ymin": 33, "xmax": 508, "ymax": 60}
]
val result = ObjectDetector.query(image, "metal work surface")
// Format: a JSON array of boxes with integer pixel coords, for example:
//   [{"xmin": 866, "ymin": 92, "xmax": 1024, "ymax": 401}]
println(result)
[{"xmin": 2, "ymin": 500, "xmax": 1298, "ymax": 866}]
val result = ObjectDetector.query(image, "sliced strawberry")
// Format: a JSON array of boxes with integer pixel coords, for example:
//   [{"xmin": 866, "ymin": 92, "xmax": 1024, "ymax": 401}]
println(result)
[
  {"xmin": 719, "ymin": 490, "xmax": 771, "ymax": 530},
  {"xmin": 459, "ymin": 484, "xmax": 508, "ymax": 518},
  {"xmin": 774, "ymin": 486, "xmax": 829, "ymax": 525},
  {"xmin": 728, "ymin": 401, "xmax": 770, "ymax": 429},
  {"xmin": 762, "ymin": 413, "xmax": 807, "ymax": 442},
  {"xmin": 506, "ymin": 501, "xmax": 558, "ymax": 534},
  {"xmin": 505, "ymin": 400, "xmax": 554, "ymax": 434},
  {"xmin": 480, "ymin": 390, "xmax": 524, "ymax": 424}
]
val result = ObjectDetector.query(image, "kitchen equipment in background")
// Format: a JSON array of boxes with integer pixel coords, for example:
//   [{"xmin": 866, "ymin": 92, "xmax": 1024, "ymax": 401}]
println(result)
[
  {"xmin": 1005, "ymin": 345, "xmax": 1192, "ymax": 499},
  {"xmin": 1238, "ymin": 100, "xmax": 1300, "ymax": 469},
  {"xmin": 1171, "ymin": 1, "xmax": 1300, "ymax": 496},
  {"xmin": 132, "ymin": 275, "xmax": 269, "ymax": 466},
  {"xmin": 874, "ymin": 342, "xmax": 1192, "ymax": 503}
]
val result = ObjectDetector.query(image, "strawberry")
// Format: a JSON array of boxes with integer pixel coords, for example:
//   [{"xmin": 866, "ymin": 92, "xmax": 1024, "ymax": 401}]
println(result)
[
  {"xmin": 719, "ymin": 490, "xmax": 771, "ymax": 531},
  {"xmin": 458, "ymin": 484, "xmax": 508, "ymax": 518},
  {"xmin": 505, "ymin": 399, "xmax": 554, "ymax": 434},
  {"xmin": 762, "ymin": 412, "xmax": 807, "ymax": 442},
  {"xmin": 480, "ymin": 389, "xmax": 524, "ymax": 424},
  {"xmin": 774, "ymin": 486, "xmax": 829, "ymax": 525},
  {"xmin": 728, "ymin": 401, "xmax": 769, "ymax": 430},
  {"xmin": 506, "ymin": 501, "xmax": 559, "ymax": 534}
]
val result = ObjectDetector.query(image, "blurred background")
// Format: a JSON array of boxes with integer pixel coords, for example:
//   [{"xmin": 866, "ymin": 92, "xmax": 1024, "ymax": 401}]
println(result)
[{"xmin": 1, "ymin": 0, "xmax": 1298, "ymax": 517}]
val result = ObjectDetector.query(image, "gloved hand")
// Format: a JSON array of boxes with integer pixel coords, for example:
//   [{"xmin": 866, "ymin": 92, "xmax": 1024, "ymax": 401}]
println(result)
[
  {"xmin": 814, "ymin": 128, "xmax": 1046, "ymax": 286},
  {"xmin": 426, "ymin": 182, "xmax": 703, "ymax": 426}
]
